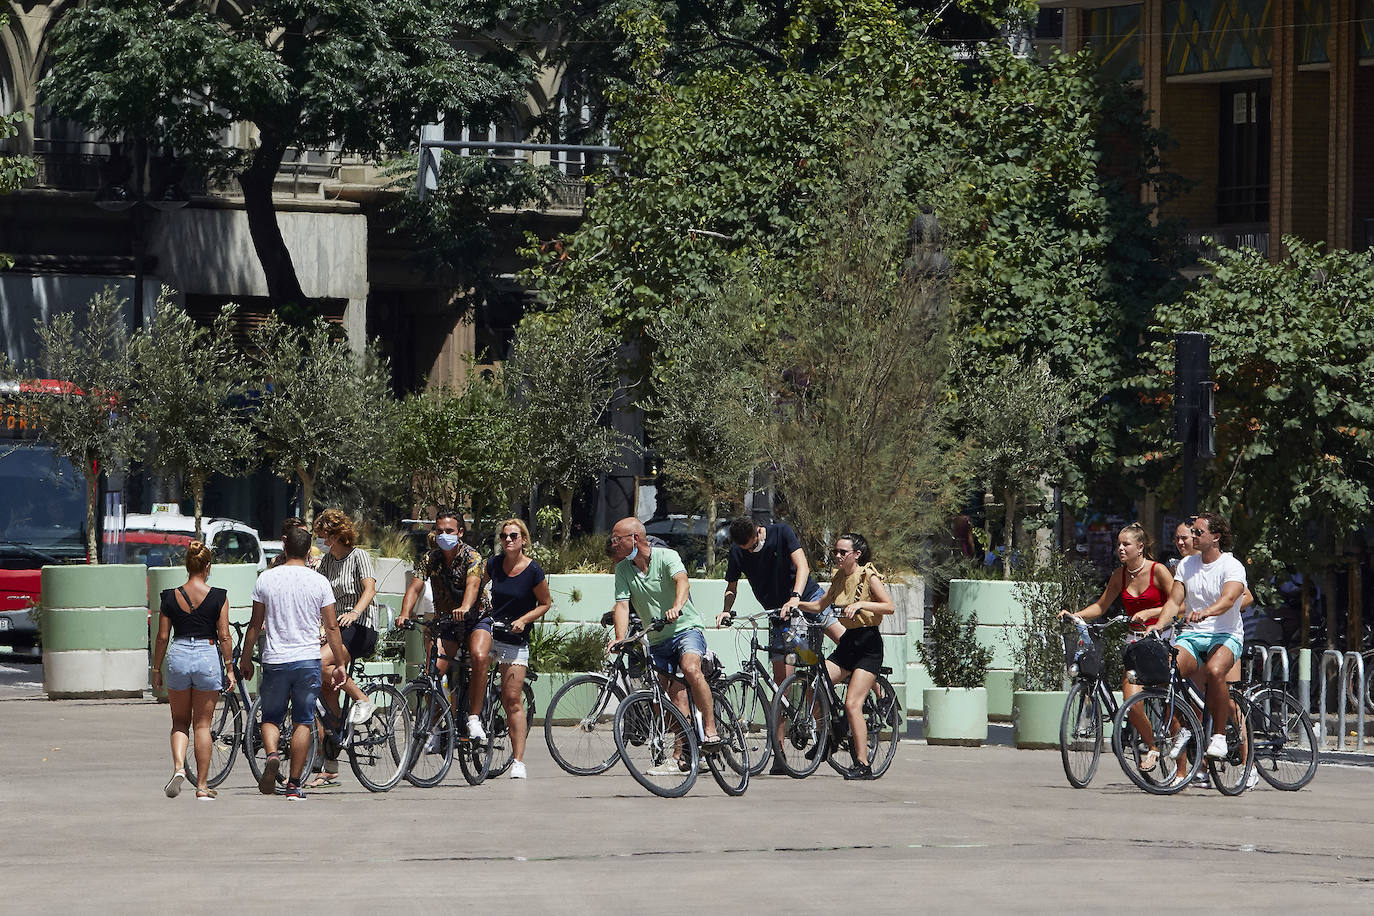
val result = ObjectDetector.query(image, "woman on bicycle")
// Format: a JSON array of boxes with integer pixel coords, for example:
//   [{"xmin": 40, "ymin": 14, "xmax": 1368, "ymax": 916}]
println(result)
[
  {"xmin": 799, "ymin": 532, "xmax": 894, "ymax": 780},
  {"xmin": 311, "ymin": 508, "xmax": 382, "ymax": 786},
  {"xmin": 480, "ymin": 518, "xmax": 553, "ymax": 779},
  {"xmin": 150, "ymin": 541, "xmax": 235, "ymax": 800},
  {"xmin": 1063, "ymin": 522, "xmax": 1176, "ymax": 776}
]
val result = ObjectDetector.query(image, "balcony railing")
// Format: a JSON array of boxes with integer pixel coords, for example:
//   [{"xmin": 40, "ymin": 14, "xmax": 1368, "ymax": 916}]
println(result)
[{"xmin": 1183, "ymin": 223, "xmax": 1270, "ymax": 261}]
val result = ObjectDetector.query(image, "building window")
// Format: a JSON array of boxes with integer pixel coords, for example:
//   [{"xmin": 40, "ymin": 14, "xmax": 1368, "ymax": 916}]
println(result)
[{"xmin": 1216, "ymin": 82, "xmax": 1270, "ymax": 224}]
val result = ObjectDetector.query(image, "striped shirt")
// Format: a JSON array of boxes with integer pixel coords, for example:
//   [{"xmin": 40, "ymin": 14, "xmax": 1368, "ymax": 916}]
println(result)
[{"xmin": 316, "ymin": 547, "xmax": 379, "ymax": 630}]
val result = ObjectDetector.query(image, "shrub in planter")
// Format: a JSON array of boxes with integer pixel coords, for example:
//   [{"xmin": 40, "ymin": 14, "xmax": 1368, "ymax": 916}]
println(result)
[{"xmin": 918, "ymin": 606, "xmax": 993, "ymax": 688}]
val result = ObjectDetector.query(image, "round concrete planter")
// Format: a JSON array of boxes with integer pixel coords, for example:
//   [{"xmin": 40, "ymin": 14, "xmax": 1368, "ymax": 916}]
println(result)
[
  {"xmin": 922, "ymin": 687, "xmax": 988, "ymax": 746},
  {"xmin": 42, "ymin": 564, "xmax": 149, "ymax": 699},
  {"xmin": 1012, "ymin": 690, "xmax": 1069, "ymax": 749}
]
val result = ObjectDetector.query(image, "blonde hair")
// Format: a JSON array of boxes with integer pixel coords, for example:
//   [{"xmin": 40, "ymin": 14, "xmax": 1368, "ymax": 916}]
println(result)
[
  {"xmin": 185, "ymin": 540, "xmax": 213, "ymax": 575},
  {"xmin": 1120, "ymin": 522, "xmax": 1155, "ymax": 560},
  {"xmin": 314, "ymin": 508, "xmax": 356, "ymax": 549},
  {"xmin": 496, "ymin": 518, "xmax": 530, "ymax": 552}
]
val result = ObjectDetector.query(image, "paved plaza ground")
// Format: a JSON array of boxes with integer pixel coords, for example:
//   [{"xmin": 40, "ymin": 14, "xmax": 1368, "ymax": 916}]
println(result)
[{"xmin": 2, "ymin": 657, "xmax": 1372, "ymax": 913}]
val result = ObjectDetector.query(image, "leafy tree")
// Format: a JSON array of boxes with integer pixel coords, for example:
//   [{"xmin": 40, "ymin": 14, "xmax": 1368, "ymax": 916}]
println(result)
[
  {"xmin": 128, "ymin": 295, "xmax": 258, "ymax": 539},
  {"xmin": 1, "ymin": 15, "xmax": 36, "ymax": 270},
  {"xmin": 42, "ymin": 0, "xmax": 529, "ymax": 314},
  {"xmin": 4, "ymin": 291, "xmax": 143, "ymax": 563},
  {"xmin": 506, "ymin": 310, "xmax": 639, "ymax": 550},
  {"xmin": 1133, "ymin": 238, "xmax": 1374, "ymax": 599},
  {"xmin": 248, "ymin": 317, "xmax": 393, "ymax": 524},
  {"xmin": 391, "ymin": 373, "xmax": 529, "ymax": 525}
]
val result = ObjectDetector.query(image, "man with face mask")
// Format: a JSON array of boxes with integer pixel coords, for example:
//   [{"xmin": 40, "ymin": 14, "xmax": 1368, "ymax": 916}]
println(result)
[{"xmin": 717, "ymin": 521, "xmax": 844, "ymax": 770}]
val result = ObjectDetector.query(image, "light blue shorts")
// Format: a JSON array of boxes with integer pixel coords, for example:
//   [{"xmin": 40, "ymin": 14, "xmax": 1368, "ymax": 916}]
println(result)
[
  {"xmin": 1174, "ymin": 629, "xmax": 1243, "ymax": 666},
  {"xmin": 164, "ymin": 639, "xmax": 223, "ymax": 692}
]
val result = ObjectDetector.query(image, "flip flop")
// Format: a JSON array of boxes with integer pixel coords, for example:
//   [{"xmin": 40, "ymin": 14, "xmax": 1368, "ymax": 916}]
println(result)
[
  {"xmin": 306, "ymin": 774, "xmax": 341, "ymax": 789},
  {"xmin": 1140, "ymin": 748, "xmax": 1160, "ymax": 773},
  {"xmin": 196, "ymin": 788, "xmax": 218, "ymax": 800},
  {"xmin": 164, "ymin": 771, "xmax": 185, "ymax": 798}
]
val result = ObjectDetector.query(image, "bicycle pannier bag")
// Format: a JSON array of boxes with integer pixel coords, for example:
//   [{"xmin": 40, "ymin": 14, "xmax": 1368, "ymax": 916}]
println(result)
[{"xmin": 1123, "ymin": 639, "xmax": 1170, "ymax": 686}]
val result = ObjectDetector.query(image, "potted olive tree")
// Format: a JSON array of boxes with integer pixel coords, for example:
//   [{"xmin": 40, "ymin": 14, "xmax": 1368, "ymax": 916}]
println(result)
[
  {"xmin": 1006, "ymin": 559, "xmax": 1093, "ymax": 748},
  {"xmin": 918, "ymin": 607, "xmax": 994, "ymax": 746}
]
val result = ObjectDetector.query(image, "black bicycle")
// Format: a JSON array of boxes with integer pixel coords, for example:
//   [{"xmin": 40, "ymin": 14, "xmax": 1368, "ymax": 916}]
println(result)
[
  {"xmin": 1112, "ymin": 631, "xmax": 1254, "ymax": 796},
  {"xmin": 1239, "ymin": 645, "xmax": 1318, "ymax": 791},
  {"xmin": 398, "ymin": 617, "xmax": 489, "ymax": 787},
  {"xmin": 1058, "ymin": 618, "xmax": 1127, "ymax": 789},
  {"xmin": 543, "ymin": 611, "xmax": 650, "ymax": 776},
  {"xmin": 717, "ymin": 610, "xmax": 801, "ymax": 777},
  {"xmin": 476, "ymin": 621, "xmax": 538, "ymax": 779},
  {"xmin": 311, "ymin": 659, "xmax": 411, "ymax": 793},
  {"xmin": 770, "ymin": 616, "xmax": 900, "ymax": 780}
]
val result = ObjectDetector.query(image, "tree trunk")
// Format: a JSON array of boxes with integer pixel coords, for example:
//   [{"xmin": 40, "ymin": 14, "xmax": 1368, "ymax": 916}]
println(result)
[
  {"xmin": 705, "ymin": 494, "xmax": 718, "ymax": 572},
  {"xmin": 298, "ymin": 466, "xmax": 315, "ymax": 528},
  {"xmin": 237, "ymin": 131, "xmax": 309, "ymax": 313},
  {"xmin": 1002, "ymin": 487, "xmax": 1016, "ymax": 579},
  {"xmin": 192, "ymin": 475, "xmax": 205, "ymax": 542},
  {"xmin": 559, "ymin": 486, "xmax": 574, "ymax": 553},
  {"xmin": 83, "ymin": 463, "xmax": 100, "ymax": 565}
]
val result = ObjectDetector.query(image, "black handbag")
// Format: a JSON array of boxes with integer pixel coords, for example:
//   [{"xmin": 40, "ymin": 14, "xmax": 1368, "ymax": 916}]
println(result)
[{"xmin": 1123, "ymin": 638, "xmax": 1171, "ymax": 686}]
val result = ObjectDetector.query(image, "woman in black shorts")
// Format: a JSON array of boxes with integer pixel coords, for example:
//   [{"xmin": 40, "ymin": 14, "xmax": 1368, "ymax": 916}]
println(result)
[{"xmin": 799, "ymin": 533, "xmax": 894, "ymax": 780}]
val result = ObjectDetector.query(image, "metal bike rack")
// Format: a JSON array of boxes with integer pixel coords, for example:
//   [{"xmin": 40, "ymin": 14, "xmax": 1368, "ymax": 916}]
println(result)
[
  {"xmin": 1315, "ymin": 649, "xmax": 1368, "ymax": 751},
  {"xmin": 1345, "ymin": 651, "xmax": 1366, "ymax": 753},
  {"xmin": 1245, "ymin": 645, "xmax": 1291, "ymax": 686},
  {"xmin": 1317, "ymin": 649, "xmax": 1344, "ymax": 747}
]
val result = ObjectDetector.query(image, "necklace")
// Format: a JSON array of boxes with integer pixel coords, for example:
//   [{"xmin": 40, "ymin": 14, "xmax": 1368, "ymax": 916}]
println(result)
[{"xmin": 1125, "ymin": 562, "xmax": 1146, "ymax": 578}]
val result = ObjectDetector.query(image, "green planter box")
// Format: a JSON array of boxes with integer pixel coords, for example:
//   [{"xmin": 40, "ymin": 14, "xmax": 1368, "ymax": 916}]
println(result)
[
  {"xmin": 1012, "ymin": 690, "xmax": 1068, "ymax": 749},
  {"xmin": 923, "ymin": 687, "xmax": 988, "ymax": 746},
  {"xmin": 42, "ymin": 564, "xmax": 149, "ymax": 699},
  {"xmin": 985, "ymin": 669, "xmax": 1016, "ymax": 720}
]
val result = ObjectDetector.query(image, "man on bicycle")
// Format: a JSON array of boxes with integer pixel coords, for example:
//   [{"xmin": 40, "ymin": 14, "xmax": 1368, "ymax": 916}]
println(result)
[
  {"xmin": 1149, "ymin": 512, "xmax": 1247, "ymax": 764},
  {"xmin": 396, "ymin": 509, "xmax": 486, "ymax": 739},
  {"xmin": 608, "ymin": 517, "xmax": 720, "ymax": 765}
]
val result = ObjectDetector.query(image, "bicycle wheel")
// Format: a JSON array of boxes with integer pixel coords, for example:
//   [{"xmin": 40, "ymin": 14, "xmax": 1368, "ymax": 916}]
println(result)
[
  {"xmin": 1059, "ymin": 680, "xmax": 1102, "ymax": 789},
  {"xmin": 823, "ymin": 676, "xmax": 900, "ymax": 778},
  {"xmin": 544, "ymin": 674, "xmax": 626, "ymax": 776},
  {"xmin": 486, "ymin": 680, "xmax": 536, "ymax": 778},
  {"xmin": 613, "ymin": 689, "xmax": 698, "ymax": 798},
  {"xmin": 1112, "ymin": 688, "xmax": 1204, "ymax": 795},
  {"xmin": 1207, "ymin": 688, "xmax": 1255, "ymax": 795},
  {"xmin": 722, "ymin": 673, "xmax": 772, "ymax": 776},
  {"xmin": 706, "ymin": 690, "xmax": 749, "ymax": 796},
  {"xmin": 348, "ymin": 683, "xmax": 410, "ymax": 793},
  {"xmin": 401, "ymin": 684, "xmax": 455, "ymax": 788},
  {"xmin": 205, "ymin": 690, "xmax": 243, "ymax": 789},
  {"xmin": 1247, "ymin": 687, "xmax": 1317, "ymax": 790},
  {"xmin": 771, "ymin": 671, "xmax": 830, "ymax": 779},
  {"xmin": 457, "ymin": 726, "xmax": 494, "ymax": 786},
  {"xmin": 245, "ymin": 696, "xmax": 318, "ymax": 790}
]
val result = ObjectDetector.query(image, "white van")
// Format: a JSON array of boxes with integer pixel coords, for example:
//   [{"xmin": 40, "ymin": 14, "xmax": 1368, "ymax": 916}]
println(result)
[{"xmin": 123, "ymin": 509, "xmax": 267, "ymax": 572}]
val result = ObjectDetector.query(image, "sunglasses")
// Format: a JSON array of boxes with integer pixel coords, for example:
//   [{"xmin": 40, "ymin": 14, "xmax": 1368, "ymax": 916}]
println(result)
[
  {"xmin": 1190, "ymin": 527, "xmax": 1206, "ymax": 537},
  {"xmin": 499, "ymin": 532, "xmax": 522, "ymax": 541},
  {"xmin": 834, "ymin": 548, "xmax": 854, "ymax": 557}
]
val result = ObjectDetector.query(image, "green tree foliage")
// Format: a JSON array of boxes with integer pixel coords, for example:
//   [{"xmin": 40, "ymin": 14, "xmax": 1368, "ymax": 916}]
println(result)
[
  {"xmin": 128, "ymin": 295, "xmax": 258, "ymax": 539},
  {"xmin": 4, "ymin": 291, "xmax": 143, "ymax": 563},
  {"xmin": 1, "ymin": 15, "xmax": 36, "ymax": 269},
  {"xmin": 391, "ymin": 373, "xmax": 528, "ymax": 525},
  {"xmin": 248, "ymin": 317, "xmax": 393, "ymax": 524},
  {"xmin": 918, "ymin": 606, "xmax": 993, "ymax": 688},
  {"xmin": 1134, "ymin": 239, "xmax": 1374, "ymax": 592},
  {"xmin": 42, "ymin": 0, "xmax": 529, "ymax": 314},
  {"xmin": 506, "ymin": 311, "xmax": 639, "ymax": 549}
]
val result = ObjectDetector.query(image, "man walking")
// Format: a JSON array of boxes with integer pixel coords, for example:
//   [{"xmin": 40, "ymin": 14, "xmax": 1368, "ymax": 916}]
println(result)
[{"xmin": 239, "ymin": 525, "xmax": 346, "ymax": 799}]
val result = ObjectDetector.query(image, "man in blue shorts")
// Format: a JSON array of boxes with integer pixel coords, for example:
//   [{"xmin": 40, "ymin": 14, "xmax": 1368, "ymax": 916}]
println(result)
[
  {"xmin": 240, "ymin": 526, "xmax": 347, "ymax": 799},
  {"xmin": 608, "ymin": 517, "xmax": 719, "ymax": 764},
  {"xmin": 1150, "ymin": 512, "xmax": 1247, "ymax": 765}
]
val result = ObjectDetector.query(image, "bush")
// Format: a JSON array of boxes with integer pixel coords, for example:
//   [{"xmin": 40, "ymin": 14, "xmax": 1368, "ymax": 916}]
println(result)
[
  {"xmin": 1006, "ymin": 557, "xmax": 1096, "ymax": 691},
  {"xmin": 918, "ymin": 606, "xmax": 993, "ymax": 689},
  {"xmin": 528, "ymin": 617, "xmax": 610, "ymax": 672}
]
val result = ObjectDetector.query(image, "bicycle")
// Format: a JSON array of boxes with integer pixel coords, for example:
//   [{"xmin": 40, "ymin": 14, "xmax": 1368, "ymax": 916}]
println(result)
[
  {"xmin": 543, "ymin": 611, "xmax": 650, "ymax": 776},
  {"xmin": 397, "ymin": 617, "xmax": 490, "ymax": 788},
  {"xmin": 1058, "ymin": 617, "xmax": 1128, "ymax": 789},
  {"xmin": 476, "ymin": 621, "xmax": 538, "ymax": 779},
  {"xmin": 769, "ymin": 615, "xmax": 901, "ymax": 780},
  {"xmin": 1239, "ymin": 645, "xmax": 1318, "ymax": 791},
  {"xmin": 610, "ymin": 618, "xmax": 750, "ymax": 797},
  {"xmin": 311, "ymin": 658, "xmax": 411, "ymax": 793},
  {"xmin": 1111, "ymin": 631, "xmax": 1254, "ymax": 796},
  {"xmin": 717, "ymin": 609, "xmax": 812, "ymax": 776}
]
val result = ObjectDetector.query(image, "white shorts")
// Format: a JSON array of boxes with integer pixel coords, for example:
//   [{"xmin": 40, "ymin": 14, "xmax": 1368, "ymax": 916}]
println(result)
[{"xmin": 491, "ymin": 638, "xmax": 529, "ymax": 667}]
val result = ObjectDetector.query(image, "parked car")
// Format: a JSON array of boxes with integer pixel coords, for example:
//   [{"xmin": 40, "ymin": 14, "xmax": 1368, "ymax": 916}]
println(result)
[{"xmin": 124, "ymin": 512, "xmax": 267, "ymax": 572}]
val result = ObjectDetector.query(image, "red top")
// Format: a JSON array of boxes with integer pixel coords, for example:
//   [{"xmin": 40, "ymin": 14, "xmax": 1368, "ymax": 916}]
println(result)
[{"xmin": 1121, "ymin": 561, "xmax": 1165, "ymax": 631}]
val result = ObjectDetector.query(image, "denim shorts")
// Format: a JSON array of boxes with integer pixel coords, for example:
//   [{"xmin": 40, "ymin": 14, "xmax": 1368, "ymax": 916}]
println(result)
[
  {"xmin": 164, "ymin": 638, "xmax": 223, "ymax": 692},
  {"xmin": 648, "ymin": 626, "xmax": 707, "ymax": 675},
  {"xmin": 1174, "ymin": 629, "xmax": 1243, "ymax": 666},
  {"xmin": 259, "ymin": 659, "xmax": 322, "ymax": 726},
  {"xmin": 491, "ymin": 638, "xmax": 530, "ymax": 667}
]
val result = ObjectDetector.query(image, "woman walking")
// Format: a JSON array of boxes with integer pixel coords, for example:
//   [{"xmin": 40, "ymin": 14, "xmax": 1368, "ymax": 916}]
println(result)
[{"xmin": 151, "ymin": 541, "xmax": 234, "ymax": 800}]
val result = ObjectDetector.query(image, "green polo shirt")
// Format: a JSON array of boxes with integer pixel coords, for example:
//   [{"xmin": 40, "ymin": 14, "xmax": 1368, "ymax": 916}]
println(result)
[{"xmin": 614, "ymin": 546, "xmax": 703, "ymax": 645}]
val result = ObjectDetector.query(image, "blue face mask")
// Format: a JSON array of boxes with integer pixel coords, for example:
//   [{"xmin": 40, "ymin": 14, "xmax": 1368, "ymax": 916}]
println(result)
[
  {"xmin": 436, "ymin": 532, "xmax": 459, "ymax": 551},
  {"xmin": 626, "ymin": 544, "xmax": 639, "ymax": 562}
]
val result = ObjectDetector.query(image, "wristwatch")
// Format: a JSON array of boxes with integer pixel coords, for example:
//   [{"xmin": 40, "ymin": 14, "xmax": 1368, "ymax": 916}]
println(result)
[{"xmin": 789, "ymin": 591, "xmax": 800, "ymax": 598}]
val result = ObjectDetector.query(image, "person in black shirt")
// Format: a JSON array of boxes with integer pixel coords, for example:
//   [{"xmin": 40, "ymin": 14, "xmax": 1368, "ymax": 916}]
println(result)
[{"xmin": 150, "ymin": 540, "xmax": 235, "ymax": 800}]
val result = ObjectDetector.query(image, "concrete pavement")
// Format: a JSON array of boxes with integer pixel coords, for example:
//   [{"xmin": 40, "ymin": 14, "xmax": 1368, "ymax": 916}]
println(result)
[{"xmin": 2, "ymin": 664, "xmax": 1372, "ymax": 913}]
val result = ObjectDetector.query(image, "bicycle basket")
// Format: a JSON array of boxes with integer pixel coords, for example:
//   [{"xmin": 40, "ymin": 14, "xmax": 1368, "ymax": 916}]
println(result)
[
  {"xmin": 767, "ymin": 619, "xmax": 820, "ymax": 666},
  {"xmin": 1122, "ymin": 638, "xmax": 1170, "ymax": 686},
  {"xmin": 1062, "ymin": 632, "xmax": 1105, "ymax": 679}
]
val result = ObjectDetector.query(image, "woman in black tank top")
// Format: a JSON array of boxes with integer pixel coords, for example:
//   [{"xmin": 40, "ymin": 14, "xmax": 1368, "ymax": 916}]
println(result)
[{"xmin": 150, "ymin": 541, "xmax": 236, "ymax": 799}]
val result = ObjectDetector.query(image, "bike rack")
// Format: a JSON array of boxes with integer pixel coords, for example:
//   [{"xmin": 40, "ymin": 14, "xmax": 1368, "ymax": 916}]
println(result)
[
  {"xmin": 1317, "ymin": 649, "xmax": 1343, "ymax": 748},
  {"xmin": 1315, "ymin": 649, "xmax": 1369, "ymax": 752},
  {"xmin": 1345, "ymin": 651, "xmax": 1366, "ymax": 753},
  {"xmin": 1245, "ymin": 645, "xmax": 1291, "ymax": 686}
]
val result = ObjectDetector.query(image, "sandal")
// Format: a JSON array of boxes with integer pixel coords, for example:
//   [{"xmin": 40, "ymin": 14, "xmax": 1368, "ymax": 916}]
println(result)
[
  {"xmin": 196, "ymin": 788, "xmax": 218, "ymax": 800},
  {"xmin": 306, "ymin": 774, "xmax": 341, "ymax": 789},
  {"xmin": 1140, "ymin": 748, "xmax": 1160, "ymax": 773}
]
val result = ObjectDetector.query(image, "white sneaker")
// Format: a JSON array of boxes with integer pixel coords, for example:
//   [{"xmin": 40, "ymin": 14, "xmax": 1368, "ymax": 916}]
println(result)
[
  {"xmin": 1166, "ymin": 728, "xmax": 1192, "ymax": 761},
  {"xmin": 1191, "ymin": 770, "xmax": 1211, "ymax": 788},
  {"xmin": 467, "ymin": 715, "xmax": 487, "ymax": 741},
  {"xmin": 349, "ymin": 700, "xmax": 376, "ymax": 725},
  {"xmin": 424, "ymin": 732, "xmax": 441, "ymax": 754},
  {"xmin": 1205, "ymin": 734, "xmax": 1228, "ymax": 759},
  {"xmin": 1243, "ymin": 768, "xmax": 1259, "ymax": 791},
  {"xmin": 509, "ymin": 760, "xmax": 527, "ymax": 779},
  {"xmin": 647, "ymin": 761, "xmax": 682, "ymax": 777}
]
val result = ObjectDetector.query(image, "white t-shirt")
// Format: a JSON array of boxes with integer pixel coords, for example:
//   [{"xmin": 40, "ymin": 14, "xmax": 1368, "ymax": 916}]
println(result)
[
  {"xmin": 1177, "ymin": 552, "xmax": 1247, "ymax": 638},
  {"xmin": 252, "ymin": 564, "xmax": 337, "ymax": 664}
]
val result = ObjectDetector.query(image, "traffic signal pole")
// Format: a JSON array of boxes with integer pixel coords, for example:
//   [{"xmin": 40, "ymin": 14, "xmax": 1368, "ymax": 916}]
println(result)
[{"xmin": 1174, "ymin": 332, "xmax": 1212, "ymax": 518}]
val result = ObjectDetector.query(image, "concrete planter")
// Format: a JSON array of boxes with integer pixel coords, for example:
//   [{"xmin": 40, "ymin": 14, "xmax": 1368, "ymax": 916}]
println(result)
[
  {"xmin": 922, "ymin": 687, "xmax": 988, "ymax": 746},
  {"xmin": 530, "ymin": 671, "xmax": 586, "ymax": 726},
  {"xmin": 985, "ymin": 669, "xmax": 1016, "ymax": 721},
  {"xmin": 42, "ymin": 564, "xmax": 149, "ymax": 699},
  {"xmin": 1012, "ymin": 690, "xmax": 1069, "ymax": 749}
]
